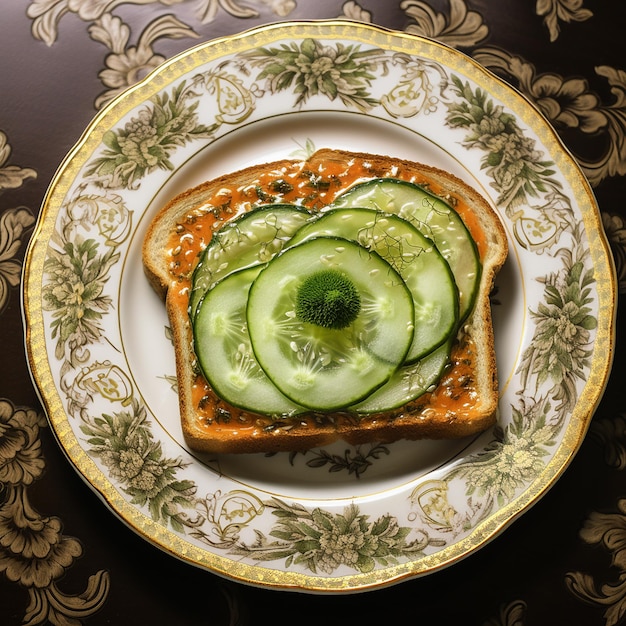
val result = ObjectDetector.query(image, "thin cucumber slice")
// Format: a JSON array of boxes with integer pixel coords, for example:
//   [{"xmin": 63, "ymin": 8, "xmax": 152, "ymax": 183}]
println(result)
[
  {"xmin": 330, "ymin": 179, "xmax": 480, "ymax": 322},
  {"xmin": 350, "ymin": 339, "xmax": 452, "ymax": 414},
  {"xmin": 194, "ymin": 265, "xmax": 305, "ymax": 416},
  {"xmin": 246, "ymin": 236, "xmax": 415, "ymax": 411},
  {"xmin": 189, "ymin": 204, "xmax": 311, "ymax": 320},
  {"xmin": 288, "ymin": 207, "xmax": 459, "ymax": 362}
]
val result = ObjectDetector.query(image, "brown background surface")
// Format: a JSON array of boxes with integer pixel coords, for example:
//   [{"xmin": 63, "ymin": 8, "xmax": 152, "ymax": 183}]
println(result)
[{"xmin": 2, "ymin": 1, "xmax": 625, "ymax": 624}]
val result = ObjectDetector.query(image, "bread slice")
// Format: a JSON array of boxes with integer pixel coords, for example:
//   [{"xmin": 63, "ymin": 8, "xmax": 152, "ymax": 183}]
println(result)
[{"xmin": 143, "ymin": 149, "xmax": 508, "ymax": 454}]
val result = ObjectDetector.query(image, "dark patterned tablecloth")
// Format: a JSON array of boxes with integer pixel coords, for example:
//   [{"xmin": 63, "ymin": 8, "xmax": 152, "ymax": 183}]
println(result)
[{"xmin": 2, "ymin": 1, "xmax": 625, "ymax": 624}]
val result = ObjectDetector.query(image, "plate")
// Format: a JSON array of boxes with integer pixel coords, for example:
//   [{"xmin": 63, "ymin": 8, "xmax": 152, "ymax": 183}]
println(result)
[{"xmin": 23, "ymin": 20, "xmax": 616, "ymax": 592}]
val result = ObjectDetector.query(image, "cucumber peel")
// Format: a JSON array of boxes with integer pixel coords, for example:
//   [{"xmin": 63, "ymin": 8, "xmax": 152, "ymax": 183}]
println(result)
[
  {"xmin": 189, "ymin": 204, "xmax": 311, "ymax": 320},
  {"xmin": 194, "ymin": 265, "xmax": 305, "ymax": 415}
]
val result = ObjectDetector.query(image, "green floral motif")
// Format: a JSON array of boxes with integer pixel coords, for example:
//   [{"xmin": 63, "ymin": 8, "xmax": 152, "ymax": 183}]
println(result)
[
  {"xmin": 86, "ymin": 81, "xmax": 217, "ymax": 189},
  {"xmin": 241, "ymin": 39, "xmax": 385, "ymax": 111},
  {"xmin": 448, "ymin": 396, "xmax": 558, "ymax": 512},
  {"xmin": 43, "ymin": 190, "xmax": 134, "ymax": 376},
  {"xmin": 43, "ymin": 234, "xmax": 118, "ymax": 367},
  {"xmin": 445, "ymin": 75, "xmax": 561, "ymax": 212},
  {"xmin": 428, "ymin": 232, "xmax": 596, "ymax": 526},
  {"xmin": 518, "ymin": 225, "xmax": 597, "ymax": 412},
  {"xmin": 79, "ymin": 400, "xmax": 196, "ymax": 532},
  {"xmin": 229, "ymin": 498, "xmax": 437, "ymax": 574},
  {"xmin": 442, "ymin": 73, "xmax": 597, "ymax": 417},
  {"xmin": 286, "ymin": 443, "xmax": 391, "ymax": 478}
]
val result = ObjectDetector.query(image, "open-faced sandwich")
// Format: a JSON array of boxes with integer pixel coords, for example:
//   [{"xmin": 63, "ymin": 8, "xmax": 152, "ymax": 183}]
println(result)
[{"xmin": 143, "ymin": 149, "xmax": 508, "ymax": 454}]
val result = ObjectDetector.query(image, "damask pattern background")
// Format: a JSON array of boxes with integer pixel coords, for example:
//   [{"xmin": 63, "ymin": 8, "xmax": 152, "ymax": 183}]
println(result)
[{"xmin": 1, "ymin": 1, "xmax": 625, "ymax": 624}]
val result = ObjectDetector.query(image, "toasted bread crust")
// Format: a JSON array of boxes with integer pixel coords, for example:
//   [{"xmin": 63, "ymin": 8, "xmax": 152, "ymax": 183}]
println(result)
[
  {"xmin": 143, "ymin": 149, "xmax": 508, "ymax": 454},
  {"xmin": 142, "ymin": 158, "xmax": 298, "ymax": 300}
]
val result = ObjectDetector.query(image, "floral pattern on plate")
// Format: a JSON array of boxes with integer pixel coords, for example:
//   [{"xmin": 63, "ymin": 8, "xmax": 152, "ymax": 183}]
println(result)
[{"xmin": 24, "ymin": 21, "xmax": 614, "ymax": 591}]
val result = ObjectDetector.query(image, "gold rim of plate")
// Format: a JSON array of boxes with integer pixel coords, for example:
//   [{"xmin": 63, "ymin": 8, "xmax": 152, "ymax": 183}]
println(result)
[{"xmin": 22, "ymin": 19, "xmax": 617, "ymax": 592}]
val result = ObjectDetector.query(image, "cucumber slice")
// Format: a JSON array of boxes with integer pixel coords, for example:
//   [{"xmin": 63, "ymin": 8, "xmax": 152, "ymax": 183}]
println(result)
[
  {"xmin": 350, "ymin": 339, "xmax": 452, "ymax": 414},
  {"xmin": 194, "ymin": 265, "xmax": 305, "ymax": 416},
  {"xmin": 330, "ymin": 179, "xmax": 480, "ymax": 322},
  {"xmin": 288, "ymin": 207, "xmax": 459, "ymax": 362},
  {"xmin": 246, "ymin": 236, "xmax": 415, "ymax": 411},
  {"xmin": 189, "ymin": 204, "xmax": 311, "ymax": 320}
]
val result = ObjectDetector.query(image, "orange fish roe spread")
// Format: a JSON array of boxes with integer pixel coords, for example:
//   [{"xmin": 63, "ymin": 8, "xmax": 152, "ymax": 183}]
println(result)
[{"xmin": 165, "ymin": 157, "xmax": 485, "ymax": 438}]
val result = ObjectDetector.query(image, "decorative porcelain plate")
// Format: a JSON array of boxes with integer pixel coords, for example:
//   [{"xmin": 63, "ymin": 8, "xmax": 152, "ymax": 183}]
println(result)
[{"xmin": 23, "ymin": 20, "xmax": 616, "ymax": 592}]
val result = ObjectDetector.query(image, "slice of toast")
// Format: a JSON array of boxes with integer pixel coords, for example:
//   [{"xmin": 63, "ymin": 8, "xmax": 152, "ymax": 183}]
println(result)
[{"xmin": 143, "ymin": 149, "xmax": 508, "ymax": 454}]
